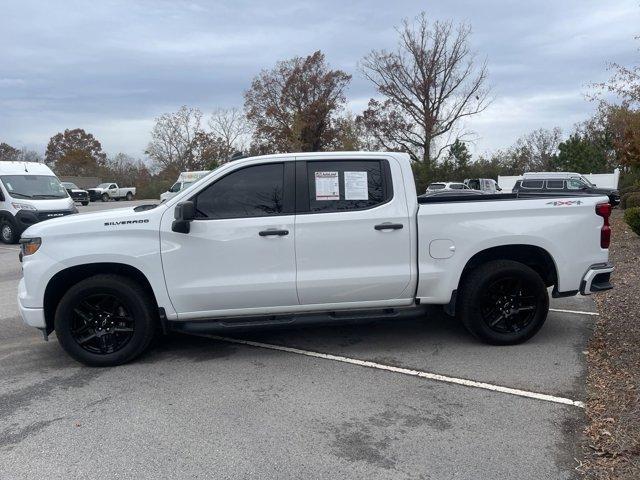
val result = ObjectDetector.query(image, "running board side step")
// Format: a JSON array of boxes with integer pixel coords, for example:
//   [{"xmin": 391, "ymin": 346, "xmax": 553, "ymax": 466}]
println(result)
[{"xmin": 170, "ymin": 305, "xmax": 429, "ymax": 334}]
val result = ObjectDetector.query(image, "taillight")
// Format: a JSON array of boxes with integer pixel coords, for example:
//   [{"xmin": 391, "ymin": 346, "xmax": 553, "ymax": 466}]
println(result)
[{"xmin": 596, "ymin": 203, "xmax": 611, "ymax": 249}]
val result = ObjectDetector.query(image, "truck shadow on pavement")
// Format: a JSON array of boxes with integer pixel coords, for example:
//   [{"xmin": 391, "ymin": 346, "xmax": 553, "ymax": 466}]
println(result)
[{"xmin": 140, "ymin": 306, "xmax": 583, "ymax": 369}]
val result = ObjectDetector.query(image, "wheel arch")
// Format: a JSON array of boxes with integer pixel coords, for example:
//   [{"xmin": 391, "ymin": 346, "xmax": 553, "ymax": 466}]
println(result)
[
  {"xmin": 43, "ymin": 262, "xmax": 159, "ymax": 334},
  {"xmin": 459, "ymin": 244, "xmax": 558, "ymax": 289}
]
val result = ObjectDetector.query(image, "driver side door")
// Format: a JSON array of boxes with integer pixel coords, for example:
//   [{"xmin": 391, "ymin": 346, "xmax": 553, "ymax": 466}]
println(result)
[{"xmin": 160, "ymin": 161, "xmax": 298, "ymax": 319}]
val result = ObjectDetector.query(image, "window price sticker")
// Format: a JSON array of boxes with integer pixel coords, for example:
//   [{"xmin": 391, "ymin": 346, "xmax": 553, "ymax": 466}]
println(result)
[
  {"xmin": 344, "ymin": 171, "xmax": 368, "ymax": 200},
  {"xmin": 315, "ymin": 171, "xmax": 339, "ymax": 200}
]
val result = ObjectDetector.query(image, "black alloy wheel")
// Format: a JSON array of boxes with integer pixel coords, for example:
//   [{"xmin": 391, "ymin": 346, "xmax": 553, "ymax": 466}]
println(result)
[
  {"xmin": 479, "ymin": 276, "xmax": 537, "ymax": 334},
  {"xmin": 54, "ymin": 274, "xmax": 156, "ymax": 366},
  {"xmin": 458, "ymin": 260, "xmax": 549, "ymax": 345},
  {"xmin": 70, "ymin": 294, "xmax": 135, "ymax": 355}
]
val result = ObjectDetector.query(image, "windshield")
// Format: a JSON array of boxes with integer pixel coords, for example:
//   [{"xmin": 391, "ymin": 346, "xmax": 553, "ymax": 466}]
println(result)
[
  {"xmin": 62, "ymin": 182, "xmax": 79, "ymax": 189},
  {"xmin": 1, "ymin": 175, "xmax": 68, "ymax": 199},
  {"xmin": 579, "ymin": 175, "xmax": 595, "ymax": 187},
  {"xmin": 96, "ymin": 183, "xmax": 111, "ymax": 188}
]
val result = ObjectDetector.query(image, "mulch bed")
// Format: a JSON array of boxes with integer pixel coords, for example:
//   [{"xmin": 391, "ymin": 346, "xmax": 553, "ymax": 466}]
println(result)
[{"xmin": 579, "ymin": 210, "xmax": 640, "ymax": 479}]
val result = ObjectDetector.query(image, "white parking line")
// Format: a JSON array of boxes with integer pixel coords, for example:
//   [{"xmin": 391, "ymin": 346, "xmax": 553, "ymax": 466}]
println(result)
[
  {"xmin": 201, "ymin": 334, "xmax": 585, "ymax": 409},
  {"xmin": 549, "ymin": 308, "xmax": 599, "ymax": 316},
  {"xmin": 0, "ymin": 246, "xmax": 19, "ymax": 252}
]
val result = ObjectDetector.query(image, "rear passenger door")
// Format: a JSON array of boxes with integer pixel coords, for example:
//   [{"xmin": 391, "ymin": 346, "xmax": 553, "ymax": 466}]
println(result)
[{"xmin": 294, "ymin": 157, "xmax": 413, "ymax": 305}]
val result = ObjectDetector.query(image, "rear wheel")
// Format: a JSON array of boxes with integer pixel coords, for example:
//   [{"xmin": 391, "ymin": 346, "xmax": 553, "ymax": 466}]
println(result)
[
  {"xmin": 81, "ymin": 201, "xmax": 89, "ymax": 206},
  {"xmin": 126, "ymin": 192, "xmax": 133, "ymax": 201},
  {"xmin": 0, "ymin": 220, "xmax": 17, "ymax": 244},
  {"xmin": 457, "ymin": 260, "xmax": 549, "ymax": 345},
  {"xmin": 54, "ymin": 274, "xmax": 156, "ymax": 366},
  {"xmin": 101, "ymin": 193, "xmax": 109, "ymax": 202}
]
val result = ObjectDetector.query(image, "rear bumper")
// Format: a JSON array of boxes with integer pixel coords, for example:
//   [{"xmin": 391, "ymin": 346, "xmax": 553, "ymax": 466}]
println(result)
[{"xmin": 580, "ymin": 263, "xmax": 614, "ymax": 295}]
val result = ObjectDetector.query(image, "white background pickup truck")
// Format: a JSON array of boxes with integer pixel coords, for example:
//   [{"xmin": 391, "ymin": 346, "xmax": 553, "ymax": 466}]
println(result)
[
  {"xmin": 17, "ymin": 152, "xmax": 614, "ymax": 366},
  {"xmin": 88, "ymin": 183, "xmax": 136, "ymax": 202}
]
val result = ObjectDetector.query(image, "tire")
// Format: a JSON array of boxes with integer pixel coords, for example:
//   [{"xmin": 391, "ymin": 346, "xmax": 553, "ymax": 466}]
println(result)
[
  {"xmin": 457, "ymin": 260, "xmax": 549, "ymax": 345},
  {"xmin": 54, "ymin": 274, "xmax": 157, "ymax": 366},
  {"xmin": 101, "ymin": 193, "xmax": 109, "ymax": 202},
  {"xmin": 126, "ymin": 192, "xmax": 133, "ymax": 201},
  {"xmin": 0, "ymin": 220, "xmax": 18, "ymax": 244},
  {"xmin": 81, "ymin": 201, "xmax": 89, "ymax": 206}
]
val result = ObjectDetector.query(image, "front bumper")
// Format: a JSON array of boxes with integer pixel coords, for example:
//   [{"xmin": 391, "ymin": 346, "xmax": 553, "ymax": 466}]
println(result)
[
  {"xmin": 580, "ymin": 263, "xmax": 614, "ymax": 295},
  {"xmin": 18, "ymin": 278, "xmax": 46, "ymax": 328}
]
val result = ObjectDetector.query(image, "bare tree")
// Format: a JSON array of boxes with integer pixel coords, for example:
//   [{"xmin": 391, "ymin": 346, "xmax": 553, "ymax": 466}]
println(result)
[
  {"xmin": 358, "ymin": 13, "xmax": 491, "ymax": 169},
  {"xmin": 146, "ymin": 106, "xmax": 207, "ymax": 171},
  {"xmin": 244, "ymin": 50, "xmax": 352, "ymax": 153},
  {"xmin": 209, "ymin": 107, "xmax": 250, "ymax": 157}
]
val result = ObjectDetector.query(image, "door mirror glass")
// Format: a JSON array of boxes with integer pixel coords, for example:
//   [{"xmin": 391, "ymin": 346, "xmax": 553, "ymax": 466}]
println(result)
[{"xmin": 172, "ymin": 201, "xmax": 195, "ymax": 233}]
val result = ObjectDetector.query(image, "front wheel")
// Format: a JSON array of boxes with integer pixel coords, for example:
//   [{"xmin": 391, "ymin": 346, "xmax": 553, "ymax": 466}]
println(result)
[
  {"xmin": 0, "ymin": 220, "xmax": 17, "ymax": 244},
  {"xmin": 457, "ymin": 260, "xmax": 549, "ymax": 345},
  {"xmin": 101, "ymin": 193, "xmax": 109, "ymax": 202},
  {"xmin": 81, "ymin": 201, "xmax": 89, "ymax": 206},
  {"xmin": 54, "ymin": 274, "xmax": 157, "ymax": 366}
]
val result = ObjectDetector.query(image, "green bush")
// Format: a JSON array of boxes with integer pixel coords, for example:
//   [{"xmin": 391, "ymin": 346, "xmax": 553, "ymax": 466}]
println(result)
[
  {"xmin": 620, "ymin": 184, "xmax": 640, "ymax": 196},
  {"xmin": 624, "ymin": 207, "xmax": 640, "ymax": 236},
  {"xmin": 624, "ymin": 192, "xmax": 640, "ymax": 210}
]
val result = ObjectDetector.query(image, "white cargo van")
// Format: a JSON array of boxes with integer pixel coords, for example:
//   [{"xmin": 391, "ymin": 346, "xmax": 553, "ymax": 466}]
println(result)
[
  {"xmin": 160, "ymin": 171, "xmax": 210, "ymax": 203},
  {"xmin": 0, "ymin": 162, "xmax": 76, "ymax": 244}
]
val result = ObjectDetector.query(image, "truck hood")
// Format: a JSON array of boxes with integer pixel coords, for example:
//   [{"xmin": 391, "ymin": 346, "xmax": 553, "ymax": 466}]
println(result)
[
  {"xmin": 12, "ymin": 196, "xmax": 75, "ymax": 212},
  {"xmin": 22, "ymin": 204, "xmax": 165, "ymax": 238}
]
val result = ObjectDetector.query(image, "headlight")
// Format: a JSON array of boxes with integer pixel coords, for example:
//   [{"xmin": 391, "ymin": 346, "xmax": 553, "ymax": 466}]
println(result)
[
  {"xmin": 20, "ymin": 237, "xmax": 42, "ymax": 257},
  {"xmin": 12, "ymin": 202, "xmax": 37, "ymax": 211}
]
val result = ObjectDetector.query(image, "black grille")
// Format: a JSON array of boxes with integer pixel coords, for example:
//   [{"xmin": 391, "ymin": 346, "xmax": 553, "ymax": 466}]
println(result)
[{"xmin": 37, "ymin": 210, "xmax": 74, "ymax": 221}]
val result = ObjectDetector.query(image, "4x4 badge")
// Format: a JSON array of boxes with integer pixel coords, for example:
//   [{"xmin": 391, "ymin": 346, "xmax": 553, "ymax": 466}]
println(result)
[{"xmin": 546, "ymin": 200, "xmax": 583, "ymax": 206}]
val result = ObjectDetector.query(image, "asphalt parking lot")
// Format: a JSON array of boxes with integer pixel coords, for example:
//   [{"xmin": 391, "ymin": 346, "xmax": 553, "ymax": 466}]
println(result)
[{"xmin": 0, "ymin": 200, "xmax": 598, "ymax": 479}]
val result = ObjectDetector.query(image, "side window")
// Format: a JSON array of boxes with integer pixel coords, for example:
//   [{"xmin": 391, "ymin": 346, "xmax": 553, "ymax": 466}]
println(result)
[
  {"xmin": 567, "ymin": 179, "xmax": 585, "ymax": 190},
  {"xmin": 546, "ymin": 180, "xmax": 564, "ymax": 189},
  {"xmin": 304, "ymin": 160, "xmax": 389, "ymax": 213},
  {"xmin": 194, "ymin": 163, "xmax": 284, "ymax": 219},
  {"xmin": 450, "ymin": 184, "xmax": 463, "ymax": 189},
  {"xmin": 521, "ymin": 180, "xmax": 543, "ymax": 189},
  {"xmin": 110, "ymin": 184, "xmax": 116, "ymax": 189}
]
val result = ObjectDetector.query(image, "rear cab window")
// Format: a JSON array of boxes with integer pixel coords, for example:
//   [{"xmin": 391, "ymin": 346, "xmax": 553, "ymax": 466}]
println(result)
[{"xmin": 297, "ymin": 160, "xmax": 392, "ymax": 213}]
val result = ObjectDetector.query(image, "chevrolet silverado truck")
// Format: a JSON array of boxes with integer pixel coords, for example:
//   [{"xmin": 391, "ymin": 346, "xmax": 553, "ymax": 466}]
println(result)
[
  {"xmin": 17, "ymin": 152, "xmax": 614, "ymax": 366},
  {"xmin": 88, "ymin": 183, "xmax": 136, "ymax": 202}
]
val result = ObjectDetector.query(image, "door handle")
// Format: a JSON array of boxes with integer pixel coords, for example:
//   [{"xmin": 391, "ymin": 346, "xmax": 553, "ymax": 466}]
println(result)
[
  {"xmin": 374, "ymin": 223, "xmax": 404, "ymax": 231},
  {"xmin": 259, "ymin": 229, "xmax": 289, "ymax": 237}
]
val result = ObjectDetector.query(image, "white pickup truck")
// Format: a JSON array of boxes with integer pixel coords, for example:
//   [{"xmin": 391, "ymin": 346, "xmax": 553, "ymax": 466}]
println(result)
[
  {"xmin": 88, "ymin": 183, "xmax": 136, "ymax": 202},
  {"xmin": 17, "ymin": 152, "xmax": 614, "ymax": 366}
]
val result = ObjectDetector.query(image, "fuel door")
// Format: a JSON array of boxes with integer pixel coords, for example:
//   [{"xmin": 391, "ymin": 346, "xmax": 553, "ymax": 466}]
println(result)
[{"xmin": 429, "ymin": 239, "xmax": 456, "ymax": 259}]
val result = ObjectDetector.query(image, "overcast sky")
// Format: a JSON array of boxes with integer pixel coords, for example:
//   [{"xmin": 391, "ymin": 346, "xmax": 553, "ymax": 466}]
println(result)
[{"xmin": 1, "ymin": 0, "xmax": 638, "ymax": 159}]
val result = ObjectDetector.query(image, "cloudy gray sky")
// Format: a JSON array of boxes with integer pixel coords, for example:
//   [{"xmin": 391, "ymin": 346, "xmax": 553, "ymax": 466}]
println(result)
[{"xmin": 1, "ymin": 0, "xmax": 638, "ymax": 159}]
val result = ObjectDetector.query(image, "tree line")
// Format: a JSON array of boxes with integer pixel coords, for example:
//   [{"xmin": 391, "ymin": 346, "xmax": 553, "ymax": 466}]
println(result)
[{"xmin": 1, "ymin": 12, "xmax": 639, "ymax": 196}]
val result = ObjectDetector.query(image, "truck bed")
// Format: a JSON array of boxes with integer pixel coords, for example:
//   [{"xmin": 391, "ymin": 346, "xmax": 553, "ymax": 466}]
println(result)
[{"xmin": 418, "ymin": 192, "xmax": 607, "ymax": 204}]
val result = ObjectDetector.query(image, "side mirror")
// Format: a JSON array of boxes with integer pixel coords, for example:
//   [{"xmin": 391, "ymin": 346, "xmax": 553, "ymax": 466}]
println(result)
[
  {"xmin": 172, "ymin": 201, "xmax": 195, "ymax": 234},
  {"xmin": 497, "ymin": 186, "xmax": 502, "ymax": 191}
]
